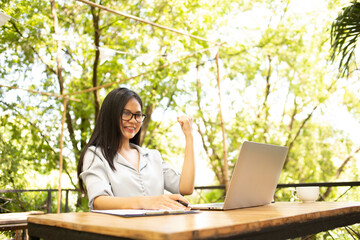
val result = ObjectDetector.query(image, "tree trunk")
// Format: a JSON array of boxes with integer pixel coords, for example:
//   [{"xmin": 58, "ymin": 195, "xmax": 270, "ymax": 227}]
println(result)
[
  {"xmin": 140, "ymin": 104, "xmax": 154, "ymax": 146},
  {"xmin": 322, "ymin": 146, "xmax": 360, "ymax": 199},
  {"xmin": 91, "ymin": 6, "xmax": 101, "ymax": 121},
  {"xmin": 215, "ymin": 51, "xmax": 229, "ymax": 191}
]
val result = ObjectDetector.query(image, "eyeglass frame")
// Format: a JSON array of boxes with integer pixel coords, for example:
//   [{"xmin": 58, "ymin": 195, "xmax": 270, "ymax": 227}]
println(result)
[{"xmin": 122, "ymin": 111, "xmax": 147, "ymax": 123}]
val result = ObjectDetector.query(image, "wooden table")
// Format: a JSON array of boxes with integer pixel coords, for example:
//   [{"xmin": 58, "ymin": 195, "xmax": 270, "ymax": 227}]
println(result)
[
  {"xmin": 27, "ymin": 202, "xmax": 360, "ymax": 240},
  {"xmin": 0, "ymin": 211, "xmax": 44, "ymax": 240}
]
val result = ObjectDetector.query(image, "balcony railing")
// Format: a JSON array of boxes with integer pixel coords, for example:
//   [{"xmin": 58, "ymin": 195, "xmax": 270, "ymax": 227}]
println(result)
[
  {"xmin": 1, "ymin": 181, "xmax": 360, "ymax": 213},
  {"xmin": 194, "ymin": 181, "xmax": 360, "ymax": 190},
  {"xmin": 0, "ymin": 189, "xmax": 79, "ymax": 213},
  {"xmin": 193, "ymin": 181, "xmax": 360, "ymax": 204}
]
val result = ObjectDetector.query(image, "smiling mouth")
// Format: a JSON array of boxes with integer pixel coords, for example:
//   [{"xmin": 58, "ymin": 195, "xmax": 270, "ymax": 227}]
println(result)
[{"xmin": 124, "ymin": 126, "xmax": 136, "ymax": 132}]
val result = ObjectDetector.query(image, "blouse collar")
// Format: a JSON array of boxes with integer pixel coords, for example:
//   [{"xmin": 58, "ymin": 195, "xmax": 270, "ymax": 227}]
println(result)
[{"xmin": 115, "ymin": 144, "xmax": 149, "ymax": 171}]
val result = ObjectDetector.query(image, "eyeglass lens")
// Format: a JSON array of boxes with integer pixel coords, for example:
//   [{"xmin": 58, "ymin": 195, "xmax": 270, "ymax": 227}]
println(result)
[{"xmin": 122, "ymin": 111, "xmax": 145, "ymax": 122}]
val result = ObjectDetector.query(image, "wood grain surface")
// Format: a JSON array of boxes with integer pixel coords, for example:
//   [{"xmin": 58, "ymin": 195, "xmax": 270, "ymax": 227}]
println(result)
[{"xmin": 27, "ymin": 202, "xmax": 360, "ymax": 239}]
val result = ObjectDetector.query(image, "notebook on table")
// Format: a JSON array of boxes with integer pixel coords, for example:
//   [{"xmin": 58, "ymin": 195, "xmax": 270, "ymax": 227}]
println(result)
[
  {"xmin": 92, "ymin": 209, "xmax": 199, "ymax": 217},
  {"xmin": 189, "ymin": 141, "xmax": 288, "ymax": 210}
]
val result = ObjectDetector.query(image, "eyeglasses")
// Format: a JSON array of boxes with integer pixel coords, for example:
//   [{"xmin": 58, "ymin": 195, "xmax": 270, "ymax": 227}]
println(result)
[{"xmin": 122, "ymin": 111, "xmax": 146, "ymax": 123}]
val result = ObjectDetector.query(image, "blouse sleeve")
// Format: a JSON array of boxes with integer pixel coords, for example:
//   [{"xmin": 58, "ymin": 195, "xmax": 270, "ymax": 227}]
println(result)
[
  {"xmin": 79, "ymin": 148, "xmax": 114, "ymax": 210},
  {"xmin": 160, "ymin": 153, "xmax": 181, "ymax": 194}
]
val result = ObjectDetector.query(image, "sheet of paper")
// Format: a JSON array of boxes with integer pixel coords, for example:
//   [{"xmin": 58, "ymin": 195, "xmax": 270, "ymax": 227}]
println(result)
[{"xmin": 91, "ymin": 209, "xmax": 199, "ymax": 217}]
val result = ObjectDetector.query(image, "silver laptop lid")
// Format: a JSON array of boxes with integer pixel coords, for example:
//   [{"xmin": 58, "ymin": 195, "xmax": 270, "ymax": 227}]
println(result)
[{"xmin": 223, "ymin": 141, "xmax": 288, "ymax": 210}]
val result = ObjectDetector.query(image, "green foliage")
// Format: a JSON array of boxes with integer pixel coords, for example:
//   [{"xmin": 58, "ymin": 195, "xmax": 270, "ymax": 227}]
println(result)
[
  {"xmin": 330, "ymin": 1, "xmax": 360, "ymax": 77},
  {"xmin": 0, "ymin": 100, "xmax": 59, "ymax": 188},
  {"xmin": 0, "ymin": 0, "xmax": 360, "ymax": 223}
]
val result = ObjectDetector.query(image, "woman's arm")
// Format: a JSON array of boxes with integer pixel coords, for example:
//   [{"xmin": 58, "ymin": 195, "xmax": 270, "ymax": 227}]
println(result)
[
  {"xmin": 177, "ymin": 116, "xmax": 195, "ymax": 195},
  {"xmin": 93, "ymin": 194, "xmax": 190, "ymax": 210}
]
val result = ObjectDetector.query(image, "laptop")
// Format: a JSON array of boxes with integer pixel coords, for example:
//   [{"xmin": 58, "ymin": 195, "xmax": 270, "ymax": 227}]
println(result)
[{"xmin": 189, "ymin": 141, "xmax": 288, "ymax": 210}]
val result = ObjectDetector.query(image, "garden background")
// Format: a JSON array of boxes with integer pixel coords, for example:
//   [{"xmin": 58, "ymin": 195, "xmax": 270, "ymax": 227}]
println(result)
[{"xmin": 1, "ymin": 1, "xmax": 360, "ymax": 238}]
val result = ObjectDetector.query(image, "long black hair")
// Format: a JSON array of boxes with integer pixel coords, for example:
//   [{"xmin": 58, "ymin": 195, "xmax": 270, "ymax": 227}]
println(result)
[{"xmin": 77, "ymin": 87, "xmax": 143, "ymax": 193}]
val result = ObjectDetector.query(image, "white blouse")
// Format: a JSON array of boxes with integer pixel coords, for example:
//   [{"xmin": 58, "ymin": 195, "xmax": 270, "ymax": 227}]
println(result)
[{"xmin": 80, "ymin": 144, "xmax": 181, "ymax": 209}]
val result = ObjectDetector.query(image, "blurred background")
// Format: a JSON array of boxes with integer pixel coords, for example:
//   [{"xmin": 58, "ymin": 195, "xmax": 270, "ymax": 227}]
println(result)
[{"xmin": 1, "ymin": 1, "xmax": 360, "ymax": 238}]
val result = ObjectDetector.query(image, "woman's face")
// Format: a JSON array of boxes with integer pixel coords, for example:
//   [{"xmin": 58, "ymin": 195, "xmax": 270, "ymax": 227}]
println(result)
[{"xmin": 120, "ymin": 97, "xmax": 143, "ymax": 141}]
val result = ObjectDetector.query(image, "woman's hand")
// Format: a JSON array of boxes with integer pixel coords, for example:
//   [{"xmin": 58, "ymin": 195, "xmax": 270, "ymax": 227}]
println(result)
[
  {"xmin": 142, "ymin": 194, "xmax": 190, "ymax": 210},
  {"xmin": 177, "ymin": 115, "xmax": 193, "ymax": 137}
]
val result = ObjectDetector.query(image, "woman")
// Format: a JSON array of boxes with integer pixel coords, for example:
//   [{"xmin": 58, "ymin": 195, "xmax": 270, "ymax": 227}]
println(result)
[{"xmin": 77, "ymin": 87, "xmax": 195, "ymax": 210}]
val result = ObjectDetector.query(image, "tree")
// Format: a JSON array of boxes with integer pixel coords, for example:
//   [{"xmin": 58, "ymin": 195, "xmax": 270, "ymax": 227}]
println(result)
[
  {"xmin": 1, "ymin": 0, "xmax": 360, "ymax": 214},
  {"xmin": 0, "ymin": 0, "xmax": 236, "ymax": 209},
  {"xmin": 330, "ymin": 1, "xmax": 360, "ymax": 77}
]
